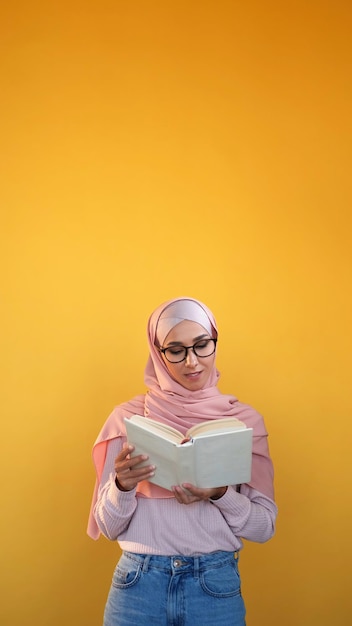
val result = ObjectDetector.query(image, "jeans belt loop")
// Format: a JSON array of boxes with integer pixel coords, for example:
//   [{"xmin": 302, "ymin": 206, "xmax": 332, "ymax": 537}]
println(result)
[
  {"xmin": 194, "ymin": 556, "xmax": 200, "ymax": 579},
  {"xmin": 142, "ymin": 555, "xmax": 151, "ymax": 572}
]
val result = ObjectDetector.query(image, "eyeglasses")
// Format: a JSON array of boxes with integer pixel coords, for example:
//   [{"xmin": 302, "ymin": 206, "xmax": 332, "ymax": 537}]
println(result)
[{"xmin": 158, "ymin": 338, "xmax": 217, "ymax": 363}]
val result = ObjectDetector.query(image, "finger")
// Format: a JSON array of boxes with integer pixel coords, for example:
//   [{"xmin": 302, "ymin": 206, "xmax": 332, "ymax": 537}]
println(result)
[
  {"xmin": 172, "ymin": 485, "xmax": 195, "ymax": 504},
  {"xmin": 116, "ymin": 456, "xmax": 151, "ymax": 478},
  {"xmin": 120, "ymin": 443, "xmax": 134, "ymax": 458},
  {"xmin": 116, "ymin": 465, "xmax": 155, "ymax": 491},
  {"xmin": 114, "ymin": 445, "xmax": 134, "ymax": 469},
  {"xmin": 179, "ymin": 483, "xmax": 201, "ymax": 497},
  {"xmin": 115, "ymin": 446, "xmax": 146, "ymax": 470},
  {"xmin": 129, "ymin": 454, "xmax": 150, "ymax": 469},
  {"xmin": 115, "ymin": 456, "xmax": 156, "ymax": 488}
]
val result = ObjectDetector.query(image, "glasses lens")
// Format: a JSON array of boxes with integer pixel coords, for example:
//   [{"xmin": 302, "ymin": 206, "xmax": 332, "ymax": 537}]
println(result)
[
  {"xmin": 164, "ymin": 346, "xmax": 187, "ymax": 363},
  {"xmin": 193, "ymin": 339, "xmax": 216, "ymax": 358}
]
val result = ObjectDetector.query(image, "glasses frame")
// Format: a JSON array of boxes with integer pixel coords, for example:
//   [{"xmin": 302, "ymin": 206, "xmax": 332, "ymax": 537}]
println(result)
[{"xmin": 158, "ymin": 338, "xmax": 217, "ymax": 363}]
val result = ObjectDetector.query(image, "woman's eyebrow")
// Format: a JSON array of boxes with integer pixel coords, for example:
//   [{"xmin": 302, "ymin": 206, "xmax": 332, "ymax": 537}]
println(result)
[{"xmin": 165, "ymin": 334, "xmax": 209, "ymax": 347}]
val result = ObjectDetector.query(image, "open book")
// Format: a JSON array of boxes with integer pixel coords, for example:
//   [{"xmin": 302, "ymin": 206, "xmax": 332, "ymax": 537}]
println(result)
[{"xmin": 124, "ymin": 415, "xmax": 253, "ymax": 491}]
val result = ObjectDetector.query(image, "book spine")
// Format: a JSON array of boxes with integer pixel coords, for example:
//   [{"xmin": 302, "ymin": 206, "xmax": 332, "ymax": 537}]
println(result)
[{"xmin": 176, "ymin": 442, "xmax": 196, "ymax": 485}]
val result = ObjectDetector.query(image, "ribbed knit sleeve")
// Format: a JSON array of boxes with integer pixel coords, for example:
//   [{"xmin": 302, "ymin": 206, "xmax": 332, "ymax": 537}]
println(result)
[
  {"xmin": 210, "ymin": 484, "xmax": 277, "ymax": 543},
  {"xmin": 94, "ymin": 474, "xmax": 137, "ymax": 540}
]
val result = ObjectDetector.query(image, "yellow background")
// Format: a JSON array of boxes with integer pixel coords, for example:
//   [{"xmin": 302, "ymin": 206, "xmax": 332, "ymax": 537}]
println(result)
[{"xmin": 1, "ymin": 1, "xmax": 351, "ymax": 624}]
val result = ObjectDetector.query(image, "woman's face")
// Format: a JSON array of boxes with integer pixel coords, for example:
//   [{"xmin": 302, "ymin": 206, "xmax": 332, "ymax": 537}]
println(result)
[{"xmin": 160, "ymin": 320, "xmax": 216, "ymax": 391}]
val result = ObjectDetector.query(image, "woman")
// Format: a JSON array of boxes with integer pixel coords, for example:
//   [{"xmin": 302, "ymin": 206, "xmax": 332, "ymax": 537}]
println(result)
[{"xmin": 88, "ymin": 297, "xmax": 277, "ymax": 626}]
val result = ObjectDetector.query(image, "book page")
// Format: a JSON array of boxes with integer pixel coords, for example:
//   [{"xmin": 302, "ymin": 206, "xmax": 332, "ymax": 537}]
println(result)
[
  {"xmin": 187, "ymin": 417, "xmax": 246, "ymax": 438},
  {"xmin": 128, "ymin": 415, "xmax": 183, "ymax": 443}
]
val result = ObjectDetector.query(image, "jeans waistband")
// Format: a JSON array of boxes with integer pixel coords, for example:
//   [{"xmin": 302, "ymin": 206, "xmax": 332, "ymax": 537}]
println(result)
[{"xmin": 122, "ymin": 550, "xmax": 239, "ymax": 575}]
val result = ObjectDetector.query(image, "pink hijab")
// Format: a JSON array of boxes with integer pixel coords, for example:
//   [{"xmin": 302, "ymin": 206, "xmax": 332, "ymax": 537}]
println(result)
[{"xmin": 87, "ymin": 297, "xmax": 275, "ymax": 539}]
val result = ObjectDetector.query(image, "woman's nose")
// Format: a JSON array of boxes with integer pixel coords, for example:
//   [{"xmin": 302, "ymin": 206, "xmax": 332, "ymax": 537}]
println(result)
[{"xmin": 185, "ymin": 348, "xmax": 198, "ymax": 366}]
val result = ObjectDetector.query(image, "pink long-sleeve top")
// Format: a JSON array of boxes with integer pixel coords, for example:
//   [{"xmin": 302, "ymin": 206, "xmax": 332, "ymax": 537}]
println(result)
[{"xmin": 93, "ymin": 437, "xmax": 277, "ymax": 556}]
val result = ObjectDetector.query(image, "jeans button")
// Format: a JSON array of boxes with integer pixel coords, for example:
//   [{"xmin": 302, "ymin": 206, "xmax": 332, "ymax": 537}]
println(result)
[{"xmin": 173, "ymin": 559, "xmax": 182, "ymax": 567}]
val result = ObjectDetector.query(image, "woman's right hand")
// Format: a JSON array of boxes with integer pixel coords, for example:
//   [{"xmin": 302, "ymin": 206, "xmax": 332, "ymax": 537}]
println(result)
[{"xmin": 114, "ymin": 443, "xmax": 155, "ymax": 491}]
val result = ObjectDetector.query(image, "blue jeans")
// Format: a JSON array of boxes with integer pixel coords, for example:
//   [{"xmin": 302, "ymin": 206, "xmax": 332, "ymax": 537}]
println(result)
[{"xmin": 103, "ymin": 550, "xmax": 246, "ymax": 626}]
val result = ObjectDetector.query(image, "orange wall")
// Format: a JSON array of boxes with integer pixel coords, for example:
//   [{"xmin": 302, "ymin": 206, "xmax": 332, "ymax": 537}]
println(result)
[{"xmin": 1, "ymin": 2, "xmax": 351, "ymax": 624}]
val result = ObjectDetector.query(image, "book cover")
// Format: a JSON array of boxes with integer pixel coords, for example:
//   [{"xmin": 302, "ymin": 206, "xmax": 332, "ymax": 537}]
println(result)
[{"xmin": 124, "ymin": 415, "xmax": 253, "ymax": 490}]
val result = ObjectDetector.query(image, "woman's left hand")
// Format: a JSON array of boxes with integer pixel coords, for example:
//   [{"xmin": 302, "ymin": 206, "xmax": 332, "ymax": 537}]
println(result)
[{"xmin": 171, "ymin": 483, "xmax": 227, "ymax": 504}]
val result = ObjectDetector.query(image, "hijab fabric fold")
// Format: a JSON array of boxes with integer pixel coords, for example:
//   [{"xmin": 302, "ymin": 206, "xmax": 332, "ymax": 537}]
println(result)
[{"xmin": 87, "ymin": 297, "xmax": 275, "ymax": 540}]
